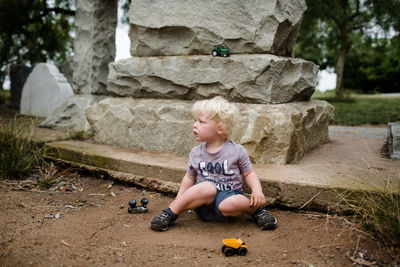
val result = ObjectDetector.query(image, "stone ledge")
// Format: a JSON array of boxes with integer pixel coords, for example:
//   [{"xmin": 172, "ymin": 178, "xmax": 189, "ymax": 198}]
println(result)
[
  {"xmin": 46, "ymin": 157, "xmax": 181, "ymax": 196},
  {"xmin": 43, "ymin": 140, "xmax": 344, "ymax": 211},
  {"xmin": 43, "ymin": 136, "xmax": 400, "ymax": 212},
  {"xmin": 44, "ymin": 140, "xmax": 186, "ymax": 183},
  {"xmin": 108, "ymin": 54, "xmax": 318, "ymax": 104},
  {"xmin": 86, "ymin": 98, "xmax": 334, "ymax": 164}
]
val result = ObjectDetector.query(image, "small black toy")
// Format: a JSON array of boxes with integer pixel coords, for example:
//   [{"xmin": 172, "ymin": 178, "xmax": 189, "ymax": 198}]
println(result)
[{"xmin": 128, "ymin": 198, "xmax": 149, "ymax": 213}]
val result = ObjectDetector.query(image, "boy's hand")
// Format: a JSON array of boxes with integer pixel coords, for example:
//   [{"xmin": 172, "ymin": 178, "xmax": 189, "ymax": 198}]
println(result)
[
  {"xmin": 250, "ymin": 190, "xmax": 266, "ymax": 209},
  {"xmin": 243, "ymin": 169, "xmax": 266, "ymax": 209}
]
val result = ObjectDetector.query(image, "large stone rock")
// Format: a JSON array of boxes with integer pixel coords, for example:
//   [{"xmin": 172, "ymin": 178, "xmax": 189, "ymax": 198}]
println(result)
[
  {"xmin": 20, "ymin": 63, "xmax": 74, "ymax": 118},
  {"xmin": 129, "ymin": 0, "xmax": 306, "ymax": 57},
  {"xmin": 10, "ymin": 64, "xmax": 32, "ymax": 109},
  {"xmin": 40, "ymin": 94, "xmax": 107, "ymax": 132},
  {"xmin": 108, "ymin": 55, "xmax": 318, "ymax": 104},
  {"xmin": 61, "ymin": 56, "xmax": 74, "ymax": 88},
  {"xmin": 73, "ymin": 0, "xmax": 117, "ymax": 94},
  {"xmin": 86, "ymin": 98, "xmax": 334, "ymax": 164},
  {"xmin": 388, "ymin": 122, "xmax": 400, "ymax": 161}
]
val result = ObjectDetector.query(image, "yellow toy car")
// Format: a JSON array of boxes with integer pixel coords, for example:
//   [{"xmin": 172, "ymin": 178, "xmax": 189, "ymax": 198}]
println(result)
[{"xmin": 221, "ymin": 238, "xmax": 248, "ymax": 256}]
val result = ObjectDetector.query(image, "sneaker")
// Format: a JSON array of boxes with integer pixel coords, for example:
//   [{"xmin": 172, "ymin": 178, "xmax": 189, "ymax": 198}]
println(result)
[
  {"xmin": 150, "ymin": 208, "xmax": 177, "ymax": 231},
  {"xmin": 253, "ymin": 208, "xmax": 277, "ymax": 230}
]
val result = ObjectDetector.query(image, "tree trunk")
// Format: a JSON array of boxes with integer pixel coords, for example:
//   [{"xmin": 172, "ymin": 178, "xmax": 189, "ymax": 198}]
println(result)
[{"xmin": 335, "ymin": 46, "xmax": 348, "ymax": 98}]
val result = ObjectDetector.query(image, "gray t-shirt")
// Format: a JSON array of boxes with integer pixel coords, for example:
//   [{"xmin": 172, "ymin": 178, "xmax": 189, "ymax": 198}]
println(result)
[{"xmin": 187, "ymin": 141, "xmax": 252, "ymax": 191}]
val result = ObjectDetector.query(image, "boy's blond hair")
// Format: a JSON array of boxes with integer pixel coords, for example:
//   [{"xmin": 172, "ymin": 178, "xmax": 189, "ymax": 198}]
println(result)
[{"xmin": 192, "ymin": 96, "xmax": 237, "ymax": 139}]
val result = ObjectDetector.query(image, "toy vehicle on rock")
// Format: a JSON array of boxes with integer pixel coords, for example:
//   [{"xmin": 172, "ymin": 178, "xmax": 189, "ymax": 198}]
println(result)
[{"xmin": 212, "ymin": 45, "xmax": 230, "ymax": 57}]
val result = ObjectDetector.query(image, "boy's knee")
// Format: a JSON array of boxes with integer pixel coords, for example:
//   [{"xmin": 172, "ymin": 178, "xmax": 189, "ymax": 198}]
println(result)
[
  {"xmin": 218, "ymin": 198, "xmax": 238, "ymax": 216},
  {"xmin": 218, "ymin": 195, "xmax": 249, "ymax": 217},
  {"xmin": 197, "ymin": 182, "xmax": 217, "ymax": 198}
]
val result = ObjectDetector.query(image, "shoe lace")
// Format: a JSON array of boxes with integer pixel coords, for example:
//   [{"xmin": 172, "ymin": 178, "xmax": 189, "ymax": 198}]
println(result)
[
  {"xmin": 257, "ymin": 210, "xmax": 275, "ymax": 222},
  {"xmin": 154, "ymin": 211, "xmax": 170, "ymax": 222}
]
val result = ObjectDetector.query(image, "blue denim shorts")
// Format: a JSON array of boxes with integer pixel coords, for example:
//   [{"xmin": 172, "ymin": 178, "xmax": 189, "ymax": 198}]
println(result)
[{"xmin": 194, "ymin": 189, "xmax": 244, "ymax": 222}]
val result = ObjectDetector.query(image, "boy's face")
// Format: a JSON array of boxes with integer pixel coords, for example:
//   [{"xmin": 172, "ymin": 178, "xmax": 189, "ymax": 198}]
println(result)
[{"xmin": 193, "ymin": 113, "xmax": 224, "ymax": 142}]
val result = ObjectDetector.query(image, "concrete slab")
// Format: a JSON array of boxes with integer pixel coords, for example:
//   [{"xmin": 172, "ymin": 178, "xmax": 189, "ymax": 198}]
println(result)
[
  {"xmin": 329, "ymin": 125, "xmax": 387, "ymax": 139},
  {"xmin": 12, "ymin": 117, "xmax": 71, "ymax": 143},
  {"xmin": 43, "ymin": 126, "xmax": 400, "ymax": 211}
]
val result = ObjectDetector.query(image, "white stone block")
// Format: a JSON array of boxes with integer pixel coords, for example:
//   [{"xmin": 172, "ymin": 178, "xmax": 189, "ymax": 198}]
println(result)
[{"xmin": 20, "ymin": 63, "xmax": 74, "ymax": 118}]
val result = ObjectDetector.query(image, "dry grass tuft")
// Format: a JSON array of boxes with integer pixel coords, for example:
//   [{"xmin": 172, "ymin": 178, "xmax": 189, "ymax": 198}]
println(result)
[{"xmin": 0, "ymin": 118, "xmax": 44, "ymax": 179}]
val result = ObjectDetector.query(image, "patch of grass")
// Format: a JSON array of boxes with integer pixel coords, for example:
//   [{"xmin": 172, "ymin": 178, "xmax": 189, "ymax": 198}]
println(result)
[
  {"xmin": 312, "ymin": 89, "xmax": 335, "ymax": 98},
  {"xmin": 314, "ymin": 96, "xmax": 400, "ymax": 126},
  {"xmin": 343, "ymin": 183, "xmax": 400, "ymax": 247},
  {"xmin": 0, "ymin": 118, "xmax": 44, "ymax": 180},
  {"xmin": 38, "ymin": 175, "xmax": 58, "ymax": 188},
  {"xmin": 0, "ymin": 90, "xmax": 10, "ymax": 104},
  {"xmin": 37, "ymin": 162, "xmax": 60, "ymax": 188},
  {"xmin": 312, "ymin": 89, "xmax": 356, "ymax": 99},
  {"xmin": 68, "ymin": 130, "xmax": 86, "ymax": 140}
]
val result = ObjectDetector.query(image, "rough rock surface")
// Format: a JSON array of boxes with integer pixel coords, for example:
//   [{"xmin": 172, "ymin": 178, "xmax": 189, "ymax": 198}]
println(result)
[
  {"xmin": 40, "ymin": 94, "xmax": 107, "ymax": 132},
  {"xmin": 86, "ymin": 98, "xmax": 334, "ymax": 164},
  {"xmin": 61, "ymin": 56, "xmax": 74, "ymax": 87},
  {"xmin": 108, "ymin": 55, "xmax": 318, "ymax": 104},
  {"xmin": 388, "ymin": 122, "xmax": 400, "ymax": 161},
  {"xmin": 20, "ymin": 63, "xmax": 74, "ymax": 118},
  {"xmin": 72, "ymin": 0, "xmax": 117, "ymax": 94},
  {"xmin": 129, "ymin": 0, "xmax": 306, "ymax": 57}
]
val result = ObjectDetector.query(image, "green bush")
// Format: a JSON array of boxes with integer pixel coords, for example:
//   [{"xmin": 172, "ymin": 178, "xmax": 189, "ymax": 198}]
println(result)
[{"xmin": 0, "ymin": 119, "xmax": 44, "ymax": 179}]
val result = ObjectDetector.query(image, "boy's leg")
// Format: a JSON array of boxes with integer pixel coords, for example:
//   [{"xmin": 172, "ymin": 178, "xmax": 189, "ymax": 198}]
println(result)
[
  {"xmin": 218, "ymin": 194, "xmax": 277, "ymax": 230},
  {"xmin": 218, "ymin": 194, "xmax": 256, "ymax": 217},
  {"xmin": 169, "ymin": 181, "xmax": 217, "ymax": 214},
  {"xmin": 150, "ymin": 182, "xmax": 217, "ymax": 231}
]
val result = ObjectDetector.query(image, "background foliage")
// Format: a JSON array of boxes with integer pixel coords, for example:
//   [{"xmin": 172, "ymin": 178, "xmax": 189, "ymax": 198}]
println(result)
[
  {"xmin": 0, "ymin": 0, "xmax": 75, "ymax": 90},
  {"xmin": 1, "ymin": 0, "xmax": 399, "ymax": 97},
  {"xmin": 296, "ymin": 0, "xmax": 400, "ymax": 96},
  {"xmin": 344, "ymin": 35, "xmax": 400, "ymax": 93}
]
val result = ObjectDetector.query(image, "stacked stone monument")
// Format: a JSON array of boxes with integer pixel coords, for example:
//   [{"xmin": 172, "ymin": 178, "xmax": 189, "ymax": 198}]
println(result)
[
  {"xmin": 85, "ymin": 0, "xmax": 334, "ymax": 164},
  {"xmin": 40, "ymin": 0, "xmax": 117, "ymax": 132}
]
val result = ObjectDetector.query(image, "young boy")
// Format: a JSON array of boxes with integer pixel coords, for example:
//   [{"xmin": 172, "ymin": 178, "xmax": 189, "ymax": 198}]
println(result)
[{"xmin": 150, "ymin": 96, "xmax": 277, "ymax": 231}]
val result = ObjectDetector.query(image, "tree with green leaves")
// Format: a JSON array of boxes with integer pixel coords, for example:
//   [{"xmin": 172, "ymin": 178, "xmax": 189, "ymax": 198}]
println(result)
[
  {"xmin": 296, "ymin": 0, "xmax": 400, "ymax": 97},
  {"xmin": 0, "ymin": 0, "xmax": 75, "ymax": 90},
  {"xmin": 344, "ymin": 34, "xmax": 400, "ymax": 93}
]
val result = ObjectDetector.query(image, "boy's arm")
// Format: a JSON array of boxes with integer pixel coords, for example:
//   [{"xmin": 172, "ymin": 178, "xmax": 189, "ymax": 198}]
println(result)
[
  {"xmin": 175, "ymin": 172, "xmax": 196, "ymax": 199},
  {"xmin": 243, "ymin": 169, "xmax": 266, "ymax": 209}
]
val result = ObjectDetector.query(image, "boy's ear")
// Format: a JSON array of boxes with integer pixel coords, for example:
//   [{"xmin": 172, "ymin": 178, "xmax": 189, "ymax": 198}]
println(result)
[{"xmin": 216, "ymin": 122, "xmax": 226, "ymax": 136}]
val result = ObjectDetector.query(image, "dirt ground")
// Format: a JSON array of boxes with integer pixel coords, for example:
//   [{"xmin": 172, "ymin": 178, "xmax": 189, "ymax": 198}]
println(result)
[
  {"xmin": 0, "ymin": 102, "xmax": 399, "ymax": 266},
  {"xmin": 0, "ymin": 167, "xmax": 398, "ymax": 267}
]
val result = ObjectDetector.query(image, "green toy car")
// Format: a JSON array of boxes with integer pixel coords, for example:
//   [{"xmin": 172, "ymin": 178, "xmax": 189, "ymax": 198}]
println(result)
[{"xmin": 212, "ymin": 45, "xmax": 230, "ymax": 57}]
